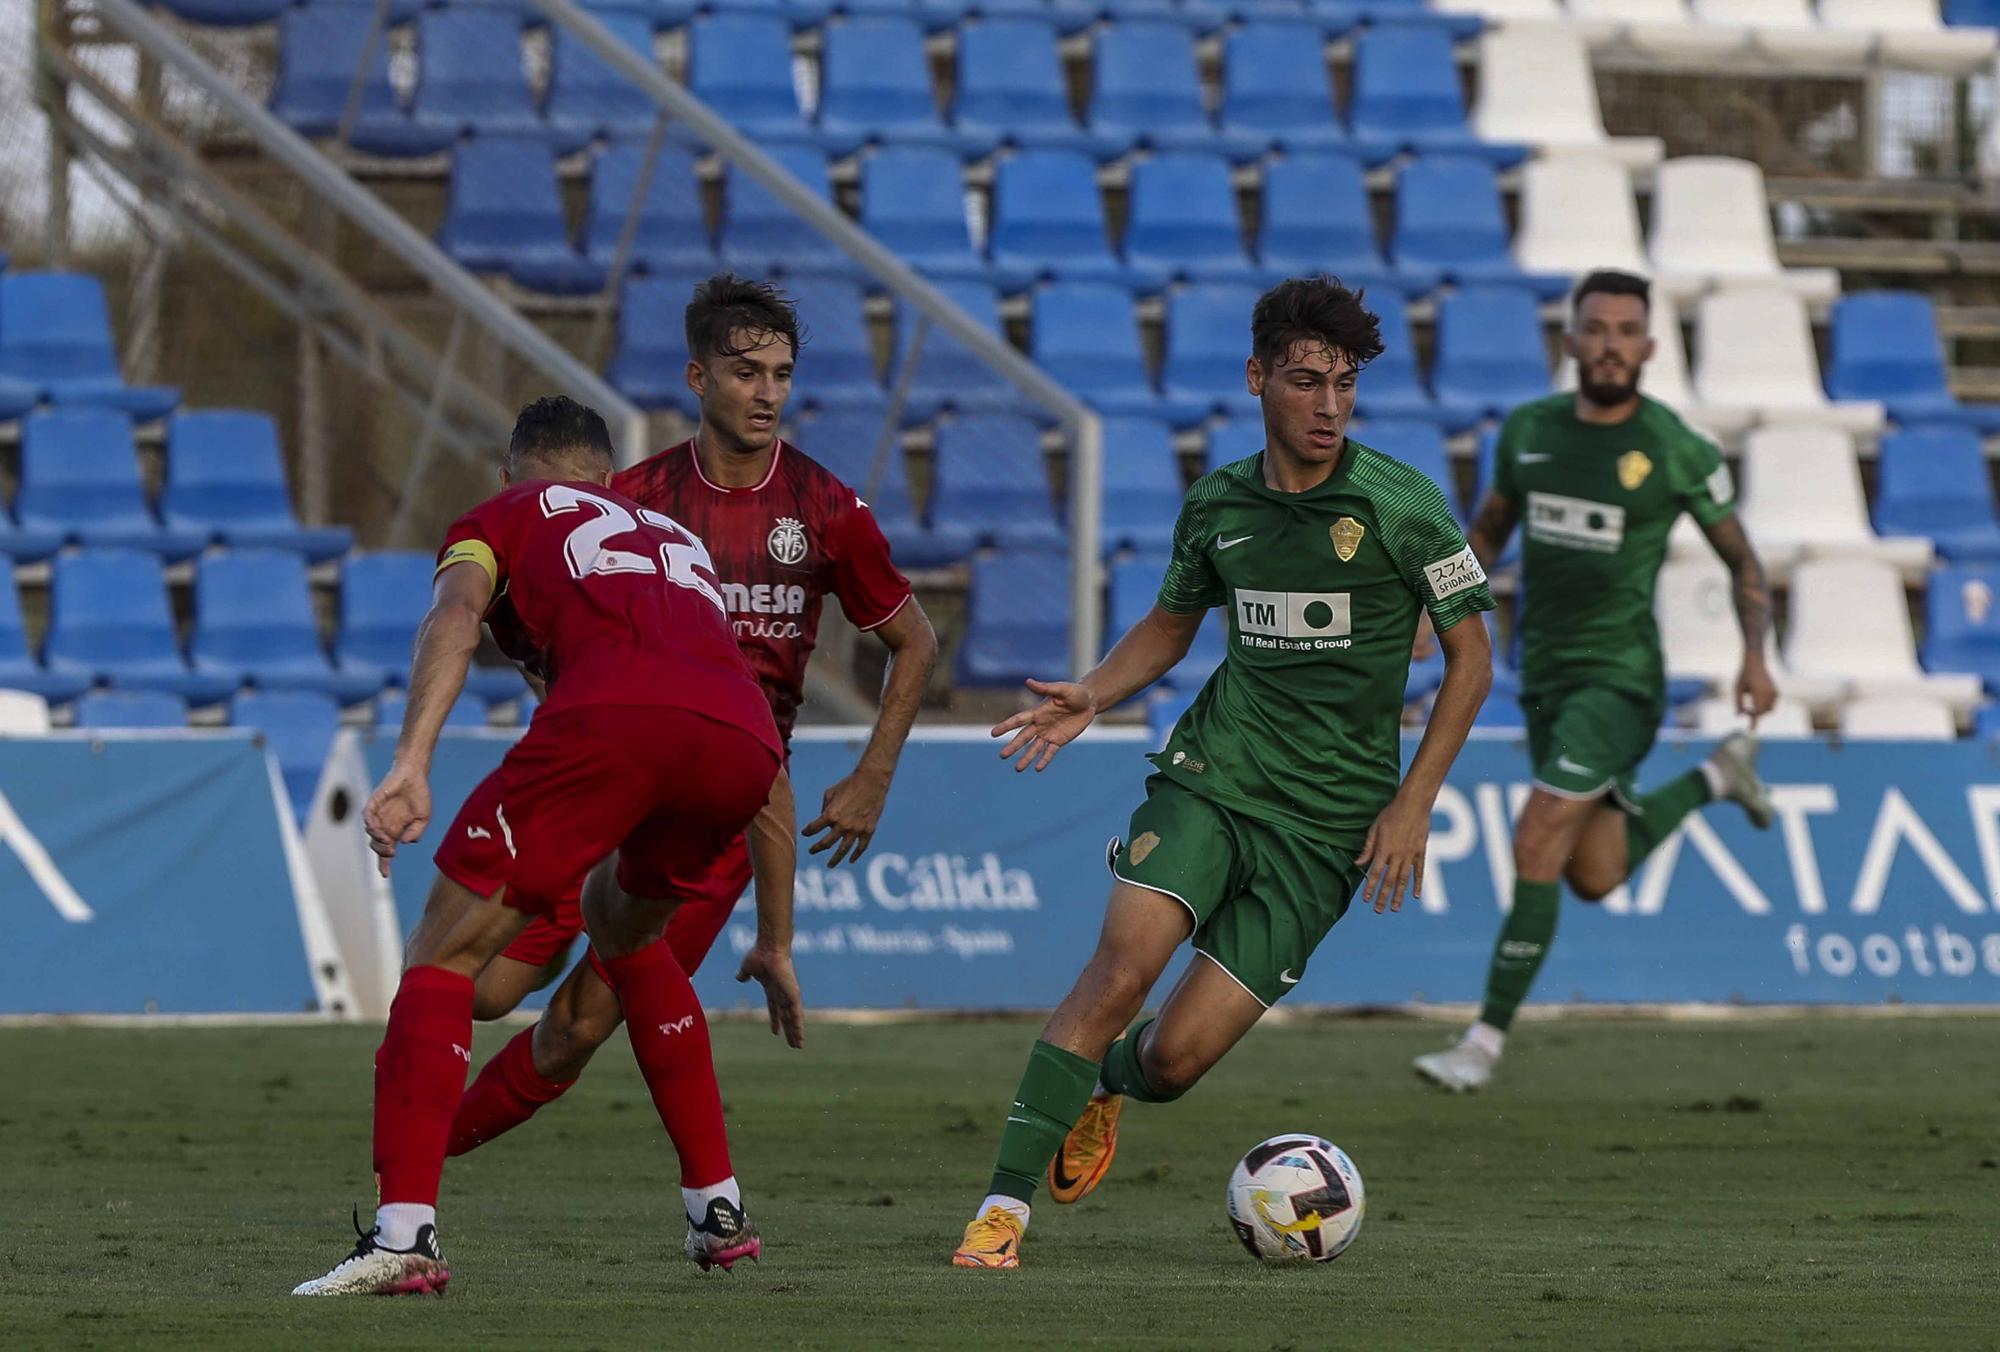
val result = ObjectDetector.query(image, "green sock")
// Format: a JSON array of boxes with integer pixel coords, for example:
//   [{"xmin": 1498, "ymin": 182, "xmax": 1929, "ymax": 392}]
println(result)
[
  {"xmin": 986, "ymin": 1040, "xmax": 1100, "ymax": 1205},
  {"xmin": 1625, "ymin": 769, "xmax": 1712, "ymax": 869},
  {"xmin": 1477, "ymin": 880, "xmax": 1560, "ymax": 1032},
  {"xmin": 1099, "ymin": 1018, "xmax": 1185, "ymax": 1104}
]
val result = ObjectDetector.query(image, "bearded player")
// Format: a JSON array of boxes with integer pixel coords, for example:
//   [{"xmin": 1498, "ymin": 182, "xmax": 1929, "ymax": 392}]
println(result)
[
  {"xmin": 444, "ymin": 274, "xmax": 937, "ymax": 1160},
  {"xmin": 294, "ymin": 396, "xmax": 783, "ymax": 1295},
  {"xmin": 952, "ymin": 277, "xmax": 1495, "ymax": 1268},
  {"xmin": 1413, "ymin": 270, "xmax": 1777, "ymax": 1095}
]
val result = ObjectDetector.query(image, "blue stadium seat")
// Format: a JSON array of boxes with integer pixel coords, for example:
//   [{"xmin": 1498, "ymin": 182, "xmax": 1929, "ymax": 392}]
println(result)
[
  {"xmin": 1355, "ymin": 418, "xmax": 1452, "ymax": 497},
  {"xmin": 861, "ymin": 148, "xmax": 988, "ymax": 284},
  {"xmin": 894, "ymin": 282, "xmax": 1025, "ymax": 422},
  {"xmin": 336, "ymin": 551, "xmax": 434, "ymax": 688},
  {"xmin": 159, "ymin": 0, "xmax": 289, "ymax": 24},
  {"xmin": 955, "ymin": 18, "xmax": 1122, "ymax": 159},
  {"xmin": 1091, "ymin": 20, "xmax": 1261, "ymax": 161},
  {"xmin": 1875, "ymin": 426, "xmax": 2000, "ymax": 563},
  {"xmin": 1349, "ymin": 0, "xmax": 1480, "ymax": 38},
  {"xmin": 1946, "ymin": 0, "xmax": 2000, "ymax": 26},
  {"xmin": 1123, "ymin": 153, "xmax": 1259, "ymax": 289},
  {"xmin": 1922, "ymin": 566, "xmax": 2000, "ymax": 690},
  {"xmin": 0, "ymin": 371, "xmax": 37, "ymax": 421},
  {"xmin": 0, "ymin": 489, "xmax": 62, "ymax": 563},
  {"xmin": 819, "ymin": 18, "xmax": 994, "ymax": 155},
  {"xmin": 1160, "ymin": 283, "xmax": 1263, "ymax": 427},
  {"xmin": 1031, "ymin": 283, "xmax": 1163, "ymax": 418},
  {"xmin": 990, "ymin": 151, "xmax": 1139, "ymax": 290},
  {"xmin": 193, "ymin": 550, "xmax": 381, "ymax": 703},
  {"xmin": 410, "ymin": 9, "xmax": 586, "ymax": 152},
  {"xmin": 786, "ymin": 279, "xmax": 885, "ymax": 409},
  {"xmin": 73, "ymin": 689, "xmax": 189, "ymax": 729},
  {"xmin": 1099, "ymin": 416, "xmax": 1183, "ymax": 553},
  {"xmin": 375, "ymin": 688, "xmax": 490, "ymax": 729},
  {"xmin": 231, "ymin": 690, "xmax": 340, "ymax": 823},
  {"xmin": 1256, "ymin": 152, "xmax": 1399, "ymax": 295},
  {"xmin": 720, "ymin": 147, "xmax": 854, "ymax": 278},
  {"xmin": 163, "ymin": 411, "xmax": 353, "ymax": 561},
  {"xmin": 798, "ymin": 410, "xmax": 972, "ymax": 566},
  {"xmin": 1205, "ymin": 412, "xmax": 1263, "ymax": 472},
  {"xmin": 1827, "ymin": 291, "xmax": 2000, "ymax": 433},
  {"xmin": 581, "ymin": 142, "xmax": 715, "ymax": 275},
  {"xmin": 1106, "ymin": 549, "xmax": 1227, "ymax": 687},
  {"xmin": 931, "ymin": 413, "xmax": 1065, "ymax": 550},
  {"xmin": 687, "ymin": 14, "xmax": 819, "ymax": 147},
  {"xmin": 1218, "ymin": 21, "xmax": 1352, "ymax": 159},
  {"xmin": 1391, "ymin": 156, "xmax": 1570, "ymax": 301},
  {"xmin": 1348, "ymin": 26, "xmax": 1526, "ymax": 168},
  {"xmin": 545, "ymin": 11, "xmax": 663, "ymax": 146},
  {"xmin": 607, "ymin": 271, "xmax": 707, "ymax": 414},
  {"xmin": 17, "ymin": 409, "xmax": 206, "ymax": 560},
  {"xmin": 269, "ymin": 3, "xmax": 454, "ymax": 157},
  {"xmin": 0, "ymin": 560, "xmax": 91, "ymax": 703},
  {"xmin": 1349, "ymin": 289, "xmax": 1445, "ymax": 426},
  {"xmin": 1430, "ymin": 285, "xmax": 1549, "ymax": 429},
  {"xmin": 0, "ymin": 273, "xmax": 178, "ymax": 420},
  {"xmin": 45, "ymin": 550, "xmax": 237, "ymax": 703},
  {"xmin": 959, "ymin": 547, "xmax": 1071, "ymax": 685},
  {"xmin": 439, "ymin": 138, "xmax": 606, "ymax": 294}
]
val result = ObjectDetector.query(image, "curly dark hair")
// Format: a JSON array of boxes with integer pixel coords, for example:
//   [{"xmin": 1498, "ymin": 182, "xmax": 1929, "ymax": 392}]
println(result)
[
  {"xmin": 684, "ymin": 272, "xmax": 805, "ymax": 365},
  {"xmin": 507, "ymin": 394, "xmax": 613, "ymax": 474},
  {"xmin": 1251, "ymin": 276, "xmax": 1385, "ymax": 373},
  {"xmin": 1571, "ymin": 269, "xmax": 1651, "ymax": 314}
]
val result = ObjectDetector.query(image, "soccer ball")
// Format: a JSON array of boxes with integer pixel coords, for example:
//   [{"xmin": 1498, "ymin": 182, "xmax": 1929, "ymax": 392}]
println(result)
[{"xmin": 1225, "ymin": 1134, "xmax": 1365, "ymax": 1262}]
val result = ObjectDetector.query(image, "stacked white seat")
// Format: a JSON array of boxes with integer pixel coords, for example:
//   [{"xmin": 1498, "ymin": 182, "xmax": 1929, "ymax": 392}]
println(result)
[
  {"xmin": 1691, "ymin": 286, "xmax": 1884, "ymax": 436},
  {"xmin": 1840, "ymin": 694, "xmax": 1957, "ymax": 741},
  {"xmin": 1820, "ymin": 0, "xmax": 1998, "ymax": 75},
  {"xmin": 1647, "ymin": 157, "xmax": 1840, "ymax": 305},
  {"xmin": 1736, "ymin": 424, "xmax": 1930, "ymax": 578},
  {"xmin": 1568, "ymin": 0, "xmax": 1751, "ymax": 61},
  {"xmin": 1693, "ymin": 0, "xmax": 1874, "ymax": 67},
  {"xmin": 1439, "ymin": 0, "xmax": 1564, "ymax": 19},
  {"xmin": 1655, "ymin": 556, "xmax": 1841, "ymax": 707},
  {"xmin": 1473, "ymin": 27, "xmax": 1664, "ymax": 169},
  {"xmin": 1784, "ymin": 558, "xmax": 1981, "ymax": 713},
  {"xmin": 1515, "ymin": 154, "xmax": 1648, "ymax": 276},
  {"xmin": 0, "ymin": 690, "xmax": 52, "ymax": 734},
  {"xmin": 1691, "ymin": 695, "xmax": 1815, "ymax": 738}
]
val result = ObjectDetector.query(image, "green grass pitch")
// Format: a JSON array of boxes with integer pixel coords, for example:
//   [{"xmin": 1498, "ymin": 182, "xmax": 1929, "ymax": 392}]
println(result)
[{"xmin": 6, "ymin": 1015, "xmax": 1998, "ymax": 1351}]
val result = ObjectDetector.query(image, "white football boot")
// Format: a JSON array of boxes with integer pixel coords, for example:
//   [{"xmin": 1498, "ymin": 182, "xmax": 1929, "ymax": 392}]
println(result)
[
  {"xmin": 1413, "ymin": 1035, "xmax": 1499, "ymax": 1094},
  {"xmin": 1706, "ymin": 732, "xmax": 1774, "ymax": 829},
  {"xmin": 292, "ymin": 1213, "xmax": 449, "ymax": 1296}
]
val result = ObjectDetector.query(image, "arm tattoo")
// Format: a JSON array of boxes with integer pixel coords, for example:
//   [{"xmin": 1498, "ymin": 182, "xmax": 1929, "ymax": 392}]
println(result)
[
  {"xmin": 1466, "ymin": 493, "xmax": 1519, "ymax": 572},
  {"xmin": 1704, "ymin": 515, "xmax": 1771, "ymax": 653}
]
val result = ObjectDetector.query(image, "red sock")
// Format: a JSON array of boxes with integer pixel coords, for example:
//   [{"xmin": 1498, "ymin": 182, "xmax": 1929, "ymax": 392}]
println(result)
[
  {"xmin": 371, "ymin": 965, "xmax": 475, "ymax": 1206},
  {"xmin": 445, "ymin": 1026, "xmax": 575, "ymax": 1158},
  {"xmin": 663, "ymin": 897, "xmax": 733, "ymax": 975},
  {"xmin": 599, "ymin": 940, "xmax": 733, "ymax": 1187}
]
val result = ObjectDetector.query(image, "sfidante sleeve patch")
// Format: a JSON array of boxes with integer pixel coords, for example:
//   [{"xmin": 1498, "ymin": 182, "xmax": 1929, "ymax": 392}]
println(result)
[{"xmin": 1424, "ymin": 547, "xmax": 1486, "ymax": 601}]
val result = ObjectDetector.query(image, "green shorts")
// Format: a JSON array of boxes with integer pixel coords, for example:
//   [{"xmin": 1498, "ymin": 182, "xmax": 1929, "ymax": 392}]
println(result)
[
  {"xmin": 1522, "ymin": 685, "xmax": 1664, "ymax": 811},
  {"xmin": 1109, "ymin": 775, "xmax": 1363, "ymax": 1007}
]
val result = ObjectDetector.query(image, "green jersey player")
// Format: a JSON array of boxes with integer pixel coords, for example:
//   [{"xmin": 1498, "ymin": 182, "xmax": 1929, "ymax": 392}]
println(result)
[
  {"xmin": 953, "ymin": 277, "xmax": 1496, "ymax": 1269},
  {"xmin": 1414, "ymin": 270, "xmax": 1779, "ymax": 1095}
]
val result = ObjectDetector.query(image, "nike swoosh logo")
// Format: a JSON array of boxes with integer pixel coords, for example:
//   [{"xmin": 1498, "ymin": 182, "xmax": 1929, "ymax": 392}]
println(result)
[
  {"xmin": 1556, "ymin": 755, "xmax": 1593, "ymax": 776},
  {"xmin": 1217, "ymin": 534, "xmax": 1254, "ymax": 550},
  {"xmin": 1050, "ymin": 1159, "xmax": 1084, "ymax": 1193},
  {"xmin": 1517, "ymin": 452, "xmax": 1550, "ymax": 463},
  {"xmin": 1278, "ymin": 969, "xmax": 1300, "ymax": 985}
]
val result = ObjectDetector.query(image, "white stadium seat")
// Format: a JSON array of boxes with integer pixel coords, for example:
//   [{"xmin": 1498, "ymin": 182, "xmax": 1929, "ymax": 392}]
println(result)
[
  {"xmin": 1647, "ymin": 157, "xmax": 1840, "ymax": 305},
  {"xmin": 1784, "ymin": 558, "xmax": 1981, "ymax": 712},
  {"xmin": 1736, "ymin": 423, "xmax": 1931, "ymax": 579},
  {"xmin": 1820, "ymin": 0, "xmax": 1998, "ymax": 75},
  {"xmin": 1440, "ymin": 0, "xmax": 1563, "ymax": 19},
  {"xmin": 1693, "ymin": 0, "xmax": 1874, "ymax": 67},
  {"xmin": 1840, "ymin": 694, "xmax": 1957, "ymax": 741},
  {"xmin": 0, "ymin": 690, "xmax": 53, "ymax": 734},
  {"xmin": 1568, "ymin": 0, "xmax": 1750, "ymax": 62},
  {"xmin": 1691, "ymin": 286, "xmax": 1884, "ymax": 436},
  {"xmin": 1691, "ymin": 695, "xmax": 1816, "ymax": 738},
  {"xmin": 1515, "ymin": 154, "xmax": 1648, "ymax": 277},
  {"xmin": 1474, "ymin": 26, "xmax": 1664, "ymax": 169},
  {"xmin": 1655, "ymin": 556, "xmax": 1840, "ymax": 707}
]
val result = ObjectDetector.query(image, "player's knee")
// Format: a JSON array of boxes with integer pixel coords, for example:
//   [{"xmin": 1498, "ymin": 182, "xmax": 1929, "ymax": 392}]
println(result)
[
  {"xmin": 470, "ymin": 986, "xmax": 517, "ymax": 1022},
  {"xmin": 1136, "ymin": 1036, "xmax": 1204, "ymax": 1100},
  {"xmin": 1568, "ymin": 866, "xmax": 1619, "ymax": 903},
  {"xmin": 532, "ymin": 1013, "xmax": 607, "ymax": 1081},
  {"xmin": 1512, "ymin": 816, "xmax": 1574, "ymax": 879},
  {"xmin": 1076, "ymin": 953, "xmax": 1151, "ymax": 1027}
]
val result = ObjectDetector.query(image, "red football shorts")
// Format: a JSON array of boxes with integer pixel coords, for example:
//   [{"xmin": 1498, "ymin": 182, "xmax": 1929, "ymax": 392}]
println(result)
[
  {"xmin": 434, "ymin": 705, "xmax": 777, "ymax": 924},
  {"xmin": 498, "ymin": 834, "xmax": 753, "ymax": 972}
]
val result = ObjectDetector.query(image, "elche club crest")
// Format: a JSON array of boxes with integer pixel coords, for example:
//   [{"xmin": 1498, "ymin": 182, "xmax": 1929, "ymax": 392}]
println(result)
[{"xmin": 768, "ymin": 516, "xmax": 808, "ymax": 565}]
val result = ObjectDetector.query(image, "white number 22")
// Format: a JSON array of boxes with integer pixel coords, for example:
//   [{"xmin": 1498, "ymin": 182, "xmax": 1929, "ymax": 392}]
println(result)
[{"xmin": 539, "ymin": 484, "xmax": 725, "ymax": 615}]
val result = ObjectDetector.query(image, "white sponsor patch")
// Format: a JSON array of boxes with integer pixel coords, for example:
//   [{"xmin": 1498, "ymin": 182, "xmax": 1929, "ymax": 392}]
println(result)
[
  {"xmin": 1706, "ymin": 461, "xmax": 1735, "ymax": 507},
  {"xmin": 1234, "ymin": 588, "xmax": 1352, "ymax": 640},
  {"xmin": 1424, "ymin": 547, "xmax": 1486, "ymax": 601},
  {"xmin": 1525, "ymin": 491, "xmax": 1625, "ymax": 553}
]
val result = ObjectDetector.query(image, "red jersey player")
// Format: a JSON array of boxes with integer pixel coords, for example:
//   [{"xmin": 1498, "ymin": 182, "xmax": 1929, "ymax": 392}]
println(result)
[
  {"xmin": 446, "ymin": 274, "xmax": 938, "ymax": 1160},
  {"xmin": 293, "ymin": 397, "xmax": 785, "ymax": 1297}
]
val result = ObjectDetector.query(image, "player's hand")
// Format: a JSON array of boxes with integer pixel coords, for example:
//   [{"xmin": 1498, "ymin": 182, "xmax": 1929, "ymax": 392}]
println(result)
[
  {"xmin": 363, "ymin": 761, "xmax": 432, "ymax": 878},
  {"xmin": 991, "ymin": 678, "xmax": 1098, "ymax": 773},
  {"xmin": 1735, "ymin": 654, "xmax": 1779, "ymax": 728},
  {"xmin": 1411, "ymin": 612, "xmax": 1438, "ymax": 661},
  {"xmin": 1357, "ymin": 794, "xmax": 1430, "ymax": 915},
  {"xmin": 803, "ymin": 767, "xmax": 890, "ymax": 867},
  {"xmin": 736, "ymin": 945, "xmax": 805, "ymax": 1049}
]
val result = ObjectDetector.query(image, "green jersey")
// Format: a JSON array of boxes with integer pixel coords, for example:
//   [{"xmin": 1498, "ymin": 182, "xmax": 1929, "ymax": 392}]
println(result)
[
  {"xmin": 1152, "ymin": 442, "xmax": 1495, "ymax": 848},
  {"xmin": 1495, "ymin": 394, "xmax": 1734, "ymax": 700}
]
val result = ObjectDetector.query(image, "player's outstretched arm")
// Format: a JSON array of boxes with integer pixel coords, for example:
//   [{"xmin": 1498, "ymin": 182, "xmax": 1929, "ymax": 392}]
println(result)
[
  {"xmin": 739, "ymin": 769, "xmax": 806, "ymax": 1048},
  {"xmin": 804, "ymin": 599, "xmax": 938, "ymax": 866},
  {"xmin": 992, "ymin": 604, "xmax": 1206, "ymax": 773},
  {"xmin": 364, "ymin": 561, "xmax": 492, "ymax": 876},
  {"xmin": 1360, "ymin": 614, "xmax": 1492, "ymax": 914},
  {"xmin": 1699, "ymin": 513, "xmax": 1778, "ymax": 726}
]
